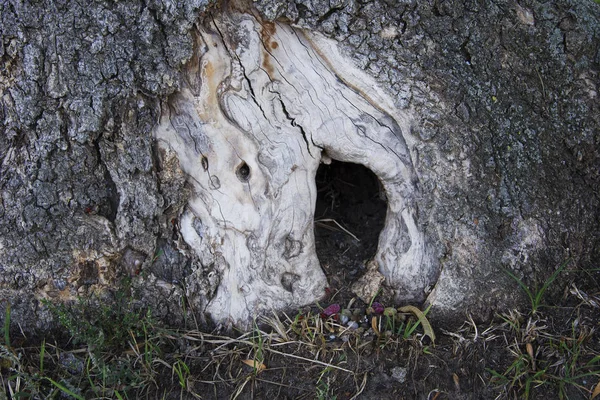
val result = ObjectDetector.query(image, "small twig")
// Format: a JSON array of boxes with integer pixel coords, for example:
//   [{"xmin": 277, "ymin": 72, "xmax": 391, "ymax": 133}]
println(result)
[{"xmin": 315, "ymin": 218, "xmax": 360, "ymax": 242}]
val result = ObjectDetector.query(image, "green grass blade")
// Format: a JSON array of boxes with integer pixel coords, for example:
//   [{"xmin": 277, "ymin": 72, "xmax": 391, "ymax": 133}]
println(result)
[
  {"xmin": 368, "ymin": 289, "xmax": 382, "ymax": 307},
  {"xmin": 534, "ymin": 259, "xmax": 570, "ymax": 310},
  {"xmin": 45, "ymin": 377, "xmax": 85, "ymax": 400},
  {"xmin": 39, "ymin": 338, "xmax": 45, "ymax": 374},
  {"xmin": 4, "ymin": 304, "xmax": 10, "ymax": 347},
  {"xmin": 487, "ymin": 368, "xmax": 509, "ymax": 384},
  {"xmin": 567, "ymin": 370, "xmax": 600, "ymax": 380},
  {"xmin": 585, "ymin": 355, "xmax": 600, "ymax": 367},
  {"xmin": 503, "ymin": 268, "xmax": 534, "ymax": 308}
]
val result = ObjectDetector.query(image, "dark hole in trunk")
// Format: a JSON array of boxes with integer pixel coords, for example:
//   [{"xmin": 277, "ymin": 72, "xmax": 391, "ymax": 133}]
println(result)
[{"xmin": 314, "ymin": 160, "xmax": 387, "ymax": 296}]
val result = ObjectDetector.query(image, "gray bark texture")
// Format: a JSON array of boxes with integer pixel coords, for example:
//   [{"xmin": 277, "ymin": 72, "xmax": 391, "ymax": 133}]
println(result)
[{"xmin": 1, "ymin": 0, "xmax": 599, "ymax": 331}]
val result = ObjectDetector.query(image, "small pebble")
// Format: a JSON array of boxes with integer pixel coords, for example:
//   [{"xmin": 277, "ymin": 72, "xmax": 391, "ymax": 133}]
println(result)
[{"xmin": 391, "ymin": 366, "xmax": 408, "ymax": 383}]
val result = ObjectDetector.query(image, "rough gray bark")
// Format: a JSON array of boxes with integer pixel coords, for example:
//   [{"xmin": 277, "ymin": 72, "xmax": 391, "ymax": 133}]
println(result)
[{"xmin": 1, "ymin": 0, "xmax": 599, "ymax": 330}]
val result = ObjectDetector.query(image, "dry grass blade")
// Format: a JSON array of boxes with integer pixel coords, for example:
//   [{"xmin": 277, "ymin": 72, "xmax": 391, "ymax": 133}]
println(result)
[
  {"xmin": 230, "ymin": 375, "xmax": 251, "ymax": 400},
  {"xmin": 260, "ymin": 314, "xmax": 290, "ymax": 342},
  {"xmin": 570, "ymin": 284, "xmax": 600, "ymax": 309},
  {"xmin": 255, "ymin": 377, "xmax": 311, "ymax": 392},
  {"xmin": 349, "ymin": 372, "xmax": 368, "ymax": 400},
  {"xmin": 467, "ymin": 313, "xmax": 479, "ymax": 342},
  {"xmin": 265, "ymin": 347, "xmax": 353, "ymax": 374},
  {"xmin": 314, "ymin": 218, "xmax": 360, "ymax": 242}
]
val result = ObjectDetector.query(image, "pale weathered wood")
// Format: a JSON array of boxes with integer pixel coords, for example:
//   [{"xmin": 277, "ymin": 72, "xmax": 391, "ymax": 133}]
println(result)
[{"xmin": 154, "ymin": 11, "xmax": 435, "ymax": 324}]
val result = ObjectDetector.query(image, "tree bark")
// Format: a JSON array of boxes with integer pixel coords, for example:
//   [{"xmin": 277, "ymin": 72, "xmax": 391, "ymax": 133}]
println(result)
[{"xmin": 1, "ymin": 0, "xmax": 599, "ymax": 330}]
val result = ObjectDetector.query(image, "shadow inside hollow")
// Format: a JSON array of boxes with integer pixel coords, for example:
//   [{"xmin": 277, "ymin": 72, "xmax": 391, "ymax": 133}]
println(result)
[{"xmin": 314, "ymin": 160, "xmax": 387, "ymax": 295}]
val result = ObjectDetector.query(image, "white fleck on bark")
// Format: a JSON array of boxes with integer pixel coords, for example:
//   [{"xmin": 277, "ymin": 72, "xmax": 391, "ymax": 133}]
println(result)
[{"xmin": 154, "ymin": 11, "xmax": 436, "ymax": 325}]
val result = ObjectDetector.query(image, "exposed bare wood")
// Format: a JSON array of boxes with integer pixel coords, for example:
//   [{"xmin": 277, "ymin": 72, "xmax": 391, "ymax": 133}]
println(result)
[{"xmin": 154, "ymin": 12, "xmax": 435, "ymax": 325}]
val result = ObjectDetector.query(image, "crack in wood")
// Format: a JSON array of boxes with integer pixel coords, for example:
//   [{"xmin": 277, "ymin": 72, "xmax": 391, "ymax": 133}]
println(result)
[{"xmin": 277, "ymin": 97, "xmax": 314, "ymax": 158}]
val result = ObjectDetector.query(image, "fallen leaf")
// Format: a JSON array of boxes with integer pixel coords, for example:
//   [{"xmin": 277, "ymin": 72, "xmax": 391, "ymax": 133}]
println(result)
[
  {"xmin": 526, "ymin": 343, "xmax": 534, "ymax": 357},
  {"xmin": 242, "ymin": 359, "xmax": 266, "ymax": 373},
  {"xmin": 591, "ymin": 380, "xmax": 600, "ymax": 400},
  {"xmin": 321, "ymin": 303, "xmax": 341, "ymax": 318},
  {"xmin": 526, "ymin": 342, "xmax": 536, "ymax": 371},
  {"xmin": 453, "ymin": 373, "xmax": 460, "ymax": 390},
  {"xmin": 398, "ymin": 305, "xmax": 436, "ymax": 344},
  {"xmin": 371, "ymin": 316, "xmax": 380, "ymax": 336}
]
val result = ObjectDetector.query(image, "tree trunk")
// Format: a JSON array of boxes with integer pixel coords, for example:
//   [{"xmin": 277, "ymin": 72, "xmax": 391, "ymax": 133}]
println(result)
[{"xmin": 1, "ymin": 0, "xmax": 599, "ymax": 330}]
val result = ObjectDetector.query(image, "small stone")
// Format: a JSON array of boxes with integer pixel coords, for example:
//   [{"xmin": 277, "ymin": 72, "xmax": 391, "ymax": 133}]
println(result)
[
  {"xmin": 350, "ymin": 260, "xmax": 385, "ymax": 303},
  {"xmin": 391, "ymin": 366, "xmax": 408, "ymax": 383},
  {"xmin": 340, "ymin": 314, "xmax": 349, "ymax": 325}
]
